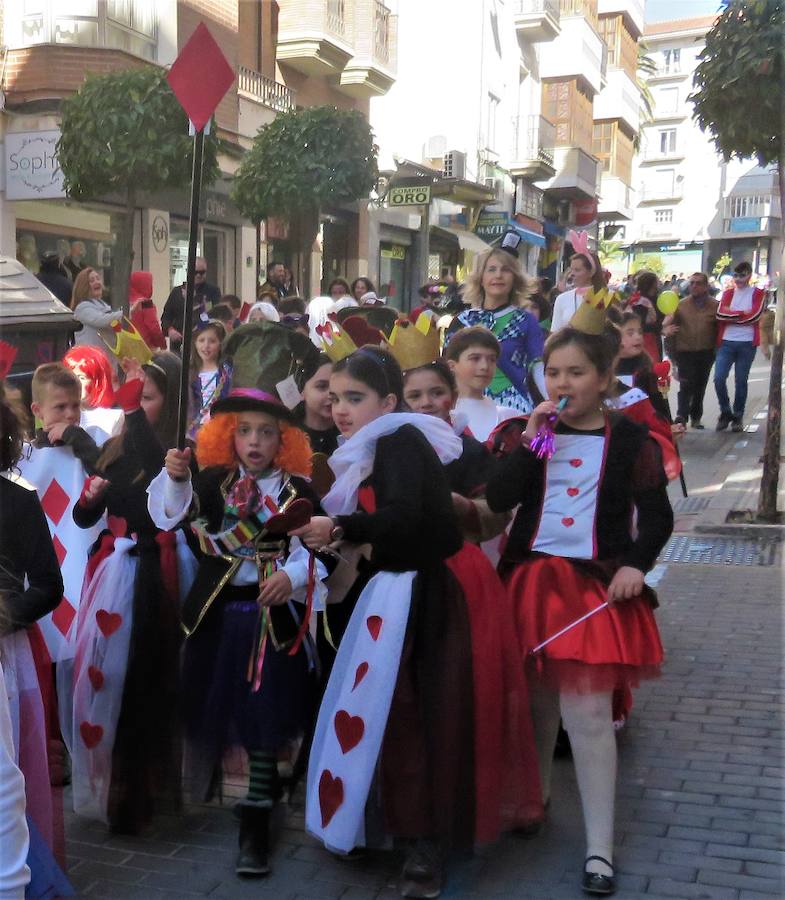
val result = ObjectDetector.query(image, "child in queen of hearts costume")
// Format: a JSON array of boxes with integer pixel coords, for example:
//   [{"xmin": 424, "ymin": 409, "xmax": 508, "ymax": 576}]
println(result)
[
  {"xmin": 485, "ymin": 289, "xmax": 674, "ymax": 896},
  {"xmin": 147, "ymin": 322, "xmax": 330, "ymax": 879}
]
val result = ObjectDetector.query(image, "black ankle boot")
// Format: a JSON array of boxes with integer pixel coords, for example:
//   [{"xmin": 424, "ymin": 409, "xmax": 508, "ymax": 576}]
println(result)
[
  {"xmin": 399, "ymin": 838, "xmax": 443, "ymax": 898},
  {"xmin": 236, "ymin": 806, "xmax": 270, "ymax": 877}
]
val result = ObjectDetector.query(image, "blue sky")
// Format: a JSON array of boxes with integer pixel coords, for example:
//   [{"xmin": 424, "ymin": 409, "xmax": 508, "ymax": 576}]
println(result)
[{"xmin": 645, "ymin": 0, "xmax": 724, "ymax": 22}]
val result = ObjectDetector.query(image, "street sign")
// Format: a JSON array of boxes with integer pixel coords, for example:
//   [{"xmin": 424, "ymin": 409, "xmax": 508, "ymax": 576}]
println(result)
[
  {"xmin": 388, "ymin": 185, "xmax": 431, "ymax": 207},
  {"xmin": 474, "ymin": 212, "xmax": 509, "ymax": 240}
]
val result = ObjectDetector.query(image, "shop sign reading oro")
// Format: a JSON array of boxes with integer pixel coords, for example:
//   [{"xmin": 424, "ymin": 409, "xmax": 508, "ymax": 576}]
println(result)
[
  {"xmin": 5, "ymin": 130, "xmax": 65, "ymax": 200},
  {"xmin": 388, "ymin": 185, "xmax": 431, "ymax": 207},
  {"xmin": 152, "ymin": 215, "xmax": 169, "ymax": 252}
]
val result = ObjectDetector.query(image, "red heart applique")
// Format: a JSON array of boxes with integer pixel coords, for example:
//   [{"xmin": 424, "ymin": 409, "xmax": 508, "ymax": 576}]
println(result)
[
  {"xmin": 334, "ymin": 710, "xmax": 365, "ymax": 754},
  {"xmin": 264, "ymin": 498, "xmax": 314, "ymax": 535},
  {"xmin": 352, "ymin": 662, "xmax": 369, "ymax": 691},
  {"xmin": 366, "ymin": 616, "xmax": 382, "ymax": 641},
  {"xmin": 95, "ymin": 610, "xmax": 122, "ymax": 637},
  {"xmin": 567, "ymin": 487, "xmax": 580, "ymax": 497},
  {"xmin": 318, "ymin": 769, "xmax": 344, "ymax": 827},
  {"xmin": 570, "ymin": 459, "xmax": 583, "ymax": 468},
  {"xmin": 562, "ymin": 517, "xmax": 575, "ymax": 527},
  {"xmin": 79, "ymin": 721, "xmax": 103, "ymax": 749},
  {"xmin": 87, "ymin": 666, "xmax": 104, "ymax": 691}
]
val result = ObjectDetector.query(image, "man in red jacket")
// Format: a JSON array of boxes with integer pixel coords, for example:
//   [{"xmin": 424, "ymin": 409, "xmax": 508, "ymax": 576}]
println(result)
[{"xmin": 713, "ymin": 261, "xmax": 766, "ymax": 432}]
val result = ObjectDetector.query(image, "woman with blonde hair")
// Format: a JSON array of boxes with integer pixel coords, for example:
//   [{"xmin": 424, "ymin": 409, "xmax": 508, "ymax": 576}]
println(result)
[
  {"xmin": 446, "ymin": 248, "xmax": 544, "ymax": 413},
  {"xmin": 70, "ymin": 268, "xmax": 121, "ymax": 357}
]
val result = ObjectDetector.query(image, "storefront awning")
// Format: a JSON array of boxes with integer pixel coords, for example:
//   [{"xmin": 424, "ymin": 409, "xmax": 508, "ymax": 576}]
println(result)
[{"xmin": 433, "ymin": 225, "xmax": 492, "ymax": 254}]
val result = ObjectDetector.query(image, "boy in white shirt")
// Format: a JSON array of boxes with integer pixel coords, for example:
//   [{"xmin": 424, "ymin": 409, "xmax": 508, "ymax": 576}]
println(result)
[{"xmin": 445, "ymin": 326, "xmax": 517, "ymax": 442}]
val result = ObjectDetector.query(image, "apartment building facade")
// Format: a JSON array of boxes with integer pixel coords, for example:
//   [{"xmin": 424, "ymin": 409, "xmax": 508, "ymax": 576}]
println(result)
[
  {"xmin": 370, "ymin": 0, "xmax": 646, "ymax": 301},
  {"xmin": 2, "ymin": 0, "xmax": 397, "ymax": 305},
  {"xmin": 592, "ymin": 0, "xmax": 643, "ymax": 238}
]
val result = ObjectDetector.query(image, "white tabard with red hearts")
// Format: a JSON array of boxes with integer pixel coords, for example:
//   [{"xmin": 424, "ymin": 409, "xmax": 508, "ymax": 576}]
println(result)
[
  {"xmin": 531, "ymin": 433, "xmax": 606, "ymax": 560},
  {"xmin": 68, "ymin": 537, "xmax": 136, "ymax": 821},
  {"xmin": 16, "ymin": 445, "xmax": 107, "ymax": 656},
  {"xmin": 306, "ymin": 570, "xmax": 416, "ymax": 852}
]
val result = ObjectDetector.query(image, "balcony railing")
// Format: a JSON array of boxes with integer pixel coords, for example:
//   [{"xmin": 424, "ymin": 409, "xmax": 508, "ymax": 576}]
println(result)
[
  {"xmin": 374, "ymin": 0, "xmax": 391, "ymax": 64},
  {"xmin": 514, "ymin": 0, "xmax": 560, "ymax": 17},
  {"xmin": 326, "ymin": 0, "xmax": 346, "ymax": 36},
  {"xmin": 238, "ymin": 67, "xmax": 295, "ymax": 112},
  {"xmin": 638, "ymin": 183, "xmax": 683, "ymax": 202},
  {"xmin": 511, "ymin": 114, "xmax": 556, "ymax": 166}
]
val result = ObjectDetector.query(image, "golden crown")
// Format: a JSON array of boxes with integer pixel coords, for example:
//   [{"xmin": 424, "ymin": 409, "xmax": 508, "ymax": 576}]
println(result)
[
  {"xmin": 387, "ymin": 311, "xmax": 440, "ymax": 371},
  {"xmin": 316, "ymin": 320, "xmax": 358, "ymax": 363},
  {"xmin": 569, "ymin": 287, "xmax": 612, "ymax": 335},
  {"xmin": 101, "ymin": 317, "xmax": 153, "ymax": 365}
]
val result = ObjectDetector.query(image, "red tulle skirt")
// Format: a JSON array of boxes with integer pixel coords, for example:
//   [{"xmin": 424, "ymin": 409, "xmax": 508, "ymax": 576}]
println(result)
[
  {"xmin": 447, "ymin": 543, "xmax": 544, "ymax": 843},
  {"xmin": 504, "ymin": 556, "xmax": 663, "ymax": 694}
]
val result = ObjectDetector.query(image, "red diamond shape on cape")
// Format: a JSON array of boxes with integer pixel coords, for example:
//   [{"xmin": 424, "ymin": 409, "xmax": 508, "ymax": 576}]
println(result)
[
  {"xmin": 41, "ymin": 479, "xmax": 69, "ymax": 525},
  {"xmin": 167, "ymin": 23, "xmax": 235, "ymax": 132},
  {"xmin": 51, "ymin": 598, "xmax": 76, "ymax": 636},
  {"xmin": 52, "ymin": 535, "xmax": 67, "ymax": 566}
]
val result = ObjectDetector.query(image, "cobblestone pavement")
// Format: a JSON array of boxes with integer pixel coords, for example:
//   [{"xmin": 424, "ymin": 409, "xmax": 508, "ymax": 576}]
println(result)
[{"xmin": 63, "ymin": 354, "xmax": 784, "ymax": 899}]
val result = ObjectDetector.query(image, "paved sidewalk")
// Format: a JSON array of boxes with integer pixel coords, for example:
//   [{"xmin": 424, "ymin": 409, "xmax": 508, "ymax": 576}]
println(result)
[{"xmin": 63, "ymin": 354, "xmax": 784, "ymax": 899}]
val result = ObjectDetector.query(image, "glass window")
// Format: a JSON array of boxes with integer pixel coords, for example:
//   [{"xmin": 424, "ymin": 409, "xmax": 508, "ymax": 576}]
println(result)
[
  {"xmin": 654, "ymin": 209, "xmax": 673, "ymax": 224},
  {"xmin": 659, "ymin": 129, "xmax": 677, "ymax": 154}
]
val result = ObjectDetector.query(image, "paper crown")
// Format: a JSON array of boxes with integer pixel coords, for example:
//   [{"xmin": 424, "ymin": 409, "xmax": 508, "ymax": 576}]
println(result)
[
  {"xmin": 222, "ymin": 320, "xmax": 322, "ymax": 414},
  {"xmin": 101, "ymin": 317, "xmax": 153, "ymax": 365},
  {"xmin": 316, "ymin": 320, "xmax": 359, "ymax": 363},
  {"xmin": 569, "ymin": 287, "xmax": 612, "ymax": 335},
  {"xmin": 387, "ymin": 311, "xmax": 440, "ymax": 371}
]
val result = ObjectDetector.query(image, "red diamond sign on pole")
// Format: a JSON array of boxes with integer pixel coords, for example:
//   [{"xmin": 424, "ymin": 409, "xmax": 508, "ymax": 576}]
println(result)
[
  {"xmin": 166, "ymin": 22, "xmax": 234, "ymax": 133},
  {"xmin": 166, "ymin": 22, "xmax": 234, "ymax": 447}
]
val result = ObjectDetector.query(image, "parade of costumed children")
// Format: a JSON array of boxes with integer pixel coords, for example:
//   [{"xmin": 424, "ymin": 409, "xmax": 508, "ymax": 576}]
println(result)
[
  {"xmin": 147, "ymin": 320, "xmax": 333, "ymax": 878},
  {"xmin": 296, "ymin": 313, "xmax": 541, "ymax": 900},
  {"xmin": 484, "ymin": 284, "xmax": 674, "ymax": 896}
]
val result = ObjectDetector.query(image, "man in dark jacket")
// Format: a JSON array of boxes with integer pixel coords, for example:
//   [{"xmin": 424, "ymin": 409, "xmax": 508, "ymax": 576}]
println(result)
[
  {"xmin": 35, "ymin": 251, "xmax": 73, "ymax": 304},
  {"xmin": 160, "ymin": 256, "xmax": 221, "ymax": 352}
]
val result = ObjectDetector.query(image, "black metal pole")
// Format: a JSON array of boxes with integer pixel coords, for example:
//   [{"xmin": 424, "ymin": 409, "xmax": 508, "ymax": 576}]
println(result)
[{"xmin": 176, "ymin": 127, "xmax": 205, "ymax": 449}]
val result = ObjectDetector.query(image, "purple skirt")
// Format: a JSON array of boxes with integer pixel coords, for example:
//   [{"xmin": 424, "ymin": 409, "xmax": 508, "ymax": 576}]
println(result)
[{"xmin": 182, "ymin": 584, "xmax": 314, "ymax": 789}]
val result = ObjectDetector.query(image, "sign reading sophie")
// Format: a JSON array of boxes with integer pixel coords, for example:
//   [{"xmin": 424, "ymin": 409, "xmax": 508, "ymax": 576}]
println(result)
[{"xmin": 5, "ymin": 130, "xmax": 65, "ymax": 200}]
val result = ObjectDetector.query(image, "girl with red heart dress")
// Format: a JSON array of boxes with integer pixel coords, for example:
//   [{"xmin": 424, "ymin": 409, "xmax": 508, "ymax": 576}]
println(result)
[
  {"xmin": 67, "ymin": 352, "xmax": 197, "ymax": 835},
  {"xmin": 485, "ymin": 325, "xmax": 674, "ymax": 896},
  {"xmin": 294, "ymin": 347, "xmax": 477, "ymax": 899}
]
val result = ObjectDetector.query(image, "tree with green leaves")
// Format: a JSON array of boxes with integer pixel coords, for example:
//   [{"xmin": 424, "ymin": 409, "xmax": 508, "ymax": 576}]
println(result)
[
  {"xmin": 631, "ymin": 253, "xmax": 665, "ymax": 280},
  {"xmin": 232, "ymin": 106, "xmax": 378, "ymax": 296},
  {"xmin": 599, "ymin": 239, "xmax": 625, "ymax": 266},
  {"xmin": 57, "ymin": 66, "xmax": 221, "ymax": 313},
  {"xmin": 634, "ymin": 42, "xmax": 657, "ymax": 151},
  {"xmin": 690, "ymin": 0, "xmax": 784, "ymax": 521}
]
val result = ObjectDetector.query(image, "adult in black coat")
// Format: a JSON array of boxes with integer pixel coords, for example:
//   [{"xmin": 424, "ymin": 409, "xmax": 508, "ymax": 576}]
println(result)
[{"xmin": 35, "ymin": 252, "xmax": 74, "ymax": 306}]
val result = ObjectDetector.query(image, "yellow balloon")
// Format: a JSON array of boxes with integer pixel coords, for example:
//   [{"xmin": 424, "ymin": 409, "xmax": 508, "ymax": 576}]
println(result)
[{"xmin": 657, "ymin": 290, "xmax": 680, "ymax": 315}]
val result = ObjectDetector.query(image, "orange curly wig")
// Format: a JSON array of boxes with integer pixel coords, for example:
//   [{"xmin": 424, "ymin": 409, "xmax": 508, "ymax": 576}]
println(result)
[{"xmin": 195, "ymin": 412, "xmax": 313, "ymax": 477}]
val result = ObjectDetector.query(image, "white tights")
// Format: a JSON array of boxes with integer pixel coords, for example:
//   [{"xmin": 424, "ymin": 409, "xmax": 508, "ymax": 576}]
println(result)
[{"xmin": 529, "ymin": 685, "xmax": 617, "ymax": 877}]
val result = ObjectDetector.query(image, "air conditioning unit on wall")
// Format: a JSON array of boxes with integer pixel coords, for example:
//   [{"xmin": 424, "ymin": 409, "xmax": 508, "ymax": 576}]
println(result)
[
  {"xmin": 443, "ymin": 150, "xmax": 466, "ymax": 179},
  {"xmin": 484, "ymin": 177, "xmax": 503, "ymax": 202}
]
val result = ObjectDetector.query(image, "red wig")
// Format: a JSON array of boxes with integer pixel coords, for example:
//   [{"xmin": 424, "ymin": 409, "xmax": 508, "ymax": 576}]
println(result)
[
  {"xmin": 196, "ymin": 413, "xmax": 313, "ymax": 477},
  {"xmin": 62, "ymin": 346, "xmax": 115, "ymax": 408}
]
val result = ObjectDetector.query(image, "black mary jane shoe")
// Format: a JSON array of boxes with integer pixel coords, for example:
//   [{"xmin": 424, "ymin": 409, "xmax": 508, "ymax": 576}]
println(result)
[{"xmin": 582, "ymin": 855, "xmax": 616, "ymax": 896}]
